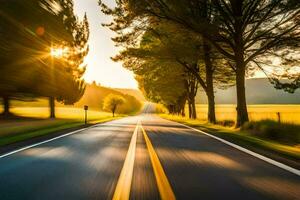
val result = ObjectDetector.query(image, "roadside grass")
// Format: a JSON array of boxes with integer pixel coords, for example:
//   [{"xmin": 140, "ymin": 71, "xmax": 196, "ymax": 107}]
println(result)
[
  {"xmin": 0, "ymin": 107, "xmax": 125, "ymax": 147},
  {"xmin": 159, "ymin": 114, "xmax": 300, "ymax": 161},
  {"xmin": 192, "ymin": 104, "xmax": 300, "ymax": 124}
]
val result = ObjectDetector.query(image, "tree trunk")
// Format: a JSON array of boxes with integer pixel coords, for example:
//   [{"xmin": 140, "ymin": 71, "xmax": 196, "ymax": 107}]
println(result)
[
  {"xmin": 203, "ymin": 39, "xmax": 216, "ymax": 124},
  {"xmin": 233, "ymin": 3, "xmax": 249, "ymax": 127},
  {"xmin": 191, "ymin": 97, "xmax": 197, "ymax": 119},
  {"xmin": 112, "ymin": 106, "xmax": 116, "ymax": 117},
  {"xmin": 235, "ymin": 65, "xmax": 249, "ymax": 127},
  {"xmin": 206, "ymin": 88, "xmax": 216, "ymax": 123},
  {"xmin": 3, "ymin": 96, "xmax": 10, "ymax": 117},
  {"xmin": 188, "ymin": 101, "xmax": 192, "ymax": 119},
  {"xmin": 49, "ymin": 96, "xmax": 55, "ymax": 119},
  {"xmin": 181, "ymin": 106, "xmax": 185, "ymax": 117}
]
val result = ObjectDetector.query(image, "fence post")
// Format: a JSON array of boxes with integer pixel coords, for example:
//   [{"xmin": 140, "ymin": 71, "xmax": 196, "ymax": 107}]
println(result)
[
  {"xmin": 84, "ymin": 105, "xmax": 88, "ymax": 125},
  {"xmin": 277, "ymin": 112, "xmax": 281, "ymax": 123}
]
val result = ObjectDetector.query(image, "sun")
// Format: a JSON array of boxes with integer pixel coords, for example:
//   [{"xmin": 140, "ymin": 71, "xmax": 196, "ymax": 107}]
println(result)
[
  {"xmin": 50, "ymin": 48, "xmax": 64, "ymax": 58},
  {"xmin": 50, "ymin": 47, "xmax": 68, "ymax": 58}
]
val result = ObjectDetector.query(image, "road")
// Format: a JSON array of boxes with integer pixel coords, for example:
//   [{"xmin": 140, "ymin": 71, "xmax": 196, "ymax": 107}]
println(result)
[{"xmin": 0, "ymin": 104, "xmax": 299, "ymax": 200}]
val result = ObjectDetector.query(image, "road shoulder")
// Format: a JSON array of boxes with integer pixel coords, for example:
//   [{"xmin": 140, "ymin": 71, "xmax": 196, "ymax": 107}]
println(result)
[
  {"xmin": 0, "ymin": 117, "xmax": 123, "ymax": 156},
  {"xmin": 159, "ymin": 114, "xmax": 300, "ymax": 170}
]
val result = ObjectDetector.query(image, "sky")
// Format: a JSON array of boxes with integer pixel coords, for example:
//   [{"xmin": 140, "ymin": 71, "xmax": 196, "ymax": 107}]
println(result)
[{"xmin": 73, "ymin": 0, "xmax": 138, "ymax": 89}]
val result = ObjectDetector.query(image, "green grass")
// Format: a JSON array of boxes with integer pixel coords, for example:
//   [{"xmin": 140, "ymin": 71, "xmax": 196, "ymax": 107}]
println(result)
[
  {"xmin": 160, "ymin": 114, "xmax": 300, "ymax": 161},
  {"xmin": 0, "ymin": 107, "xmax": 125, "ymax": 147}
]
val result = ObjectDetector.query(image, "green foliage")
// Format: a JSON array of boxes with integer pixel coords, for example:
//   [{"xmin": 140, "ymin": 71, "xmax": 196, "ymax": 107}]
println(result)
[
  {"xmin": 242, "ymin": 120, "xmax": 300, "ymax": 145},
  {"xmin": 100, "ymin": 0, "xmax": 300, "ymax": 126},
  {"xmin": 0, "ymin": 0, "xmax": 89, "ymax": 117},
  {"xmin": 112, "ymin": 22, "xmax": 190, "ymax": 112},
  {"xmin": 39, "ymin": 0, "xmax": 89, "ymax": 105},
  {"xmin": 101, "ymin": 3, "xmax": 235, "ymax": 120},
  {"xmin": 103, "ymin": 94, "xmax": 125, "ymax": 116}
]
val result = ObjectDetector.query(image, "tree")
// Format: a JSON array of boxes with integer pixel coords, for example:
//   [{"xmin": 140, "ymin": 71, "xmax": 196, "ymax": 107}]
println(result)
[
  {"xmin": 0, "ymin": 0, "xmax": 62, "ymax": 117},
  {"xmin": 103, "ymin": 94, "xmax": 125, "ymax": 117},
  {"xmin": 134, "ymin": 60, "xmax": 188, "ymax": 116},
  {"xmin": 99, "ymin": 0, "xmax": 300, "ymax": 127},
  {"xmin": 112, "ymin": 21, "xmax": 234, "ymax": 121},
  {"xmin": 186, "ymin": 72, "xmax": 198, "ymax": 119},
  {"xmin": 40, "ymin": 0, "xmax": 89, "ymax": 118},
  {"xmin": 0, "ymin": 0, "xmax": 89, "ymax": 118}
]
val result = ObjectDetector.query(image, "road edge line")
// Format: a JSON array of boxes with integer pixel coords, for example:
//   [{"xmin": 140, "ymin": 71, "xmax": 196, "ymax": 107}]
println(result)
[
  {"xmin": 140, "ymin": 124, "xmax": 176, "ymax": 200},
  {"xmin": 112, "ymin": 123, "xmax": 139, "ymax": 200},
  {"xmin": 0, "ymin": 126, "xmax": 94, "ymax": 159},
  {"xmin": 0, "ymin": 118, "xmax": 123, "ymax": 159},
  {"xmin": 173, "ymin": 121, "xmax": 300, "ymax": 176}
]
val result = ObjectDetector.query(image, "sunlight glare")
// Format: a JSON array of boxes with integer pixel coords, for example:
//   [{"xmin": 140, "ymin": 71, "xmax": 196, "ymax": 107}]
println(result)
[{"xmin": 50, "ymin": 47, "xmax": 68, "ymax": 58}]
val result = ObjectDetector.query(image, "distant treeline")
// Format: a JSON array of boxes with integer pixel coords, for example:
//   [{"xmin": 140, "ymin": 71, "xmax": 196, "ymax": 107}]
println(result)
[{"xmin": 197, "ymin": 78, "xmax": 300, "ymax": 104}]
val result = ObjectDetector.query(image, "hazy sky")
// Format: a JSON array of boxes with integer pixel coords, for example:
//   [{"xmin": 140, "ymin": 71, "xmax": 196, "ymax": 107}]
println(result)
[{"xmin": 73, "ymin": 0, "xmax": 138, "ymax": 89}]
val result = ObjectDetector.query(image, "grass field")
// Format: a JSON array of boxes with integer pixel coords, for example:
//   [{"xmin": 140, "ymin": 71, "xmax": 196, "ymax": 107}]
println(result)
[
  {"xmin": 0, "ymin": 107, "xmax": 124, "ymax": 147},
  {"xmin": 8, "ymin": 107, "xmax": 114, "ymax": 120},
  {"xmin": 193, "ymin": 104, "xmax": 300, "ymax": 124}
]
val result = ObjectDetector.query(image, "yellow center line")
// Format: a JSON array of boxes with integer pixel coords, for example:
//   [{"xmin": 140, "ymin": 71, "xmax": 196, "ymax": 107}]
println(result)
[
  {"xmin": 140, "ymin": 124, "xmax": 176, "ymax": 200},
  {"xmin": 112, "ymin": 122, "xmax": 139, "ymax": 200}
]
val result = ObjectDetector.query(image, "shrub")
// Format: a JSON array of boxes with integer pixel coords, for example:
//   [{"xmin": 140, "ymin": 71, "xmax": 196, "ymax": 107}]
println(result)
[
  {"xmin": 217, "ymin": 120, "xmax": 235, "ymax": 127},
  {"xmin": 241, "ymin": 120, "xmax": 300, "ymax": 144}
]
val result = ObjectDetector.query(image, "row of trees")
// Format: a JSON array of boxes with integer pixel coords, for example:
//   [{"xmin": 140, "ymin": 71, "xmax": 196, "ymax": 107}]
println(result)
[
  {"xmin": 100, "ymin": 0, "xmax": 300, "ymax": 127},
  {"xmin": 0, "ymin": 0, "xmax": 89, "ymax": 118}
]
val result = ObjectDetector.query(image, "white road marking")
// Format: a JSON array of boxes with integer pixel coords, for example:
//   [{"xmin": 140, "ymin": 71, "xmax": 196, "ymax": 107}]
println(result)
[
  {"xmin": 0, "ymin": 120, "xmax": 126, "ymax": 159},
  {"xmin": 177, "ymin": 122, "xmax": 300, "ymax": 176}
]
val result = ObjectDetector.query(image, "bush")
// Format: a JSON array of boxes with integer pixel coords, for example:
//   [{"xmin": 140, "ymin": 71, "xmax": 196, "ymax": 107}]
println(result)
[
  {"xmin": 217, "ymin": 120, "xmax": 235, "ymax": 127},
  {"xmin": 241, "ymin": 120, "xmax": 300, "ymax": 144}
]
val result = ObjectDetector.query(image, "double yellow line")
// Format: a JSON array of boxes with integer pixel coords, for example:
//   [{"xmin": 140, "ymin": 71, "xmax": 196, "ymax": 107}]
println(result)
[
  {"xmin": 112, "ymin": 124, "xmax": 139, "ymax": 200},
  {"xmin": 112, "ymin": 122, "xmax": 175, "ymax": 200}
]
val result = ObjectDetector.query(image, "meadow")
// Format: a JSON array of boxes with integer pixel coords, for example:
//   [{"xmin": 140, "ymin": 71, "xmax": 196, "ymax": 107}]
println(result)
[
  {"xmin": 8, "ymin": 106, "xmax": 113, "ymax": 121},
  {"xmin": 0, "ymin": 84, "xmax": 142, "ymax": 147},
  {"xmin": 192, "ymin": 104, "xmax": 300, "ymax": 124},
  {"xmin": 0, "ymin": 106, "xmax": 123, "ymax": 147}
]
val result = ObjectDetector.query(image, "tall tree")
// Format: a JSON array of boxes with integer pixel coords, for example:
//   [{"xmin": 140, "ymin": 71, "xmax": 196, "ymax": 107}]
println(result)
[
  {"xmin": 39, "ymin": 0, "xmax": 89, "ymax": 118},
  {"xmin": 0, "ymin": 0, "xmax": 89, "ymax": 118},
  {"xmin": 0, "ymin": 0, "xmax": 64, "ymax": 117},
  {"xmin": 112, "ymin": 21, "xmax": 234, "ymax": 122}
]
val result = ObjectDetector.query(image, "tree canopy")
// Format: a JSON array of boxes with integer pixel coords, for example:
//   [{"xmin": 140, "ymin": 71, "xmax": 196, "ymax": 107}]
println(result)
[
  {"xmin": 0, "ymin": 0, "xmax": 89, "ymax": 118},
  {"xmin": 103, "ymin": 94, "xmax": 126, "ymax": 117},
  {"xmin": 100, "ymin": 0, "xmax": 300, "ymax": 126}
]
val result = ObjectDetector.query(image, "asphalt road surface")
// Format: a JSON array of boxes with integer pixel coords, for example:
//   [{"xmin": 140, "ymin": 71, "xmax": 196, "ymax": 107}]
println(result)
[{"xmin": 0, "ymin": 104, "xmax": 299, "ymax": 200}]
